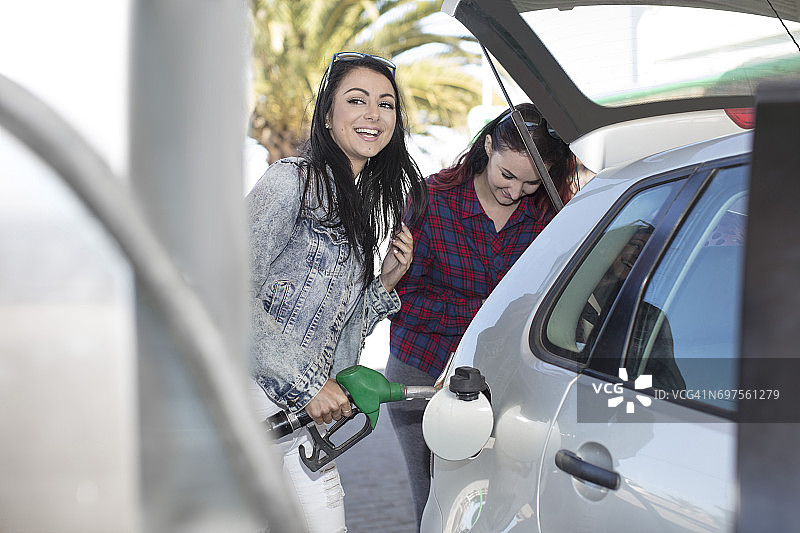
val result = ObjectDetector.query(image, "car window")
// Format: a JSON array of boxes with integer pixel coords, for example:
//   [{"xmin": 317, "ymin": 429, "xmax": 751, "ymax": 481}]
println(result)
[
  {"xmin": 623, "ymin": 165, "xmax": 748, "ymax": 413},
  {"xmin": 520, "ymin": 6, "xmax": 800, "ymax": 108},
  {"xmin": 544, "ymin": 179, "xmax": 683, "ymax": 363}
]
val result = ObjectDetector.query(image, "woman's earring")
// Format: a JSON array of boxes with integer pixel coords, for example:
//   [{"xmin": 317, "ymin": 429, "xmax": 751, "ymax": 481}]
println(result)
[{"xmin": 325, "ymin": 122, "xmax": 331, "ymax": 129}]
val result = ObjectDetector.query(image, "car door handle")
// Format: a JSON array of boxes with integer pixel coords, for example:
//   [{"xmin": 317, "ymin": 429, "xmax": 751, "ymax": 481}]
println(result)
[{"xmin": 555, "ymin": 449, "xmax": 621, "ymax": 490}]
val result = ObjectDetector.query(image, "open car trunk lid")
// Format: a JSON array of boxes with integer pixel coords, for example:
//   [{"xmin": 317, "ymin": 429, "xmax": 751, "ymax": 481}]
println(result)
[{"xmin": 442, "ymin": 0, "xmax": 800, "ymax": 170}]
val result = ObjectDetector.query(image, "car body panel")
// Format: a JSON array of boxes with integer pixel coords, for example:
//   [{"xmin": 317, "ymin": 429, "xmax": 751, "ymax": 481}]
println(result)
[{"xmin": 540, "ymin": 380, "xmax": 735, "ymax": 533}]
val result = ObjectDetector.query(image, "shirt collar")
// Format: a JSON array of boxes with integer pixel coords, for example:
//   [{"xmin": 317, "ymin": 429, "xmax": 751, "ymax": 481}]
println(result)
[
  {"xmin": 460, "ymin": 179, "xmax": 484, "ymax": 220},
  {"xmin": 519, "ymin": 197, "xmax": 543, "ymax": 221}
]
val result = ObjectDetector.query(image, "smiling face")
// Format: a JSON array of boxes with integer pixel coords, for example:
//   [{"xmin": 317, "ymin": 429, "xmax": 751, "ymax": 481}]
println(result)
[
  {"xmin": 483, "ymin": 134, "xmax": 542, "ymax": 207},
  {"xmin": 326, "ymin": 66, "xmax": 397, "ymax": 176}
]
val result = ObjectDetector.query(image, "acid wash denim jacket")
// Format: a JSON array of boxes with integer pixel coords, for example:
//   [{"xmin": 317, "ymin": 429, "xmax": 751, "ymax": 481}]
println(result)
[{"xmin": 247, "ymin": 157, "xmax": 401, "ymax": 410}]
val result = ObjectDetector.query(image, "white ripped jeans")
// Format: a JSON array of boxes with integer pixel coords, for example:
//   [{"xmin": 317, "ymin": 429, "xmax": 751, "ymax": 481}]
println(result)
[{"xmin": 249, "ymin": 380, "xmax": 347, "ymax": 533}]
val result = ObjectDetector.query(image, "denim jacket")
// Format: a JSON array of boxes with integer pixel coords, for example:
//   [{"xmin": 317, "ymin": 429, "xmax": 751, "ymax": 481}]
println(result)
[{"xmin": 247, "ymin": 157, "xmax": 400, "ymax": 409}]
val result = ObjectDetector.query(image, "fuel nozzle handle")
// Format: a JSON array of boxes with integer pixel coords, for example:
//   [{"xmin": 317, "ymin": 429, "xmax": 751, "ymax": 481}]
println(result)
[
  {"xmin": 263, "ymin": 365, "xmax": 440, "ymax": 471},
  {"xmin": 264, "ymin": 386, "xmax": 359, "ymax": 439},
  {"xmin": 264, "ymin": 365, "xmax": 438, "ymax": 438},
  {"xmin": 336, "ymin": 365, "xmax": 407, "ymax": 428}
]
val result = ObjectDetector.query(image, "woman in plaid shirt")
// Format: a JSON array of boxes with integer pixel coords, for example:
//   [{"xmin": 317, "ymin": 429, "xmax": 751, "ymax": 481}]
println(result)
[{"xmin": 386, "ymin": 103, "xmax": 578, "ymax": 529}]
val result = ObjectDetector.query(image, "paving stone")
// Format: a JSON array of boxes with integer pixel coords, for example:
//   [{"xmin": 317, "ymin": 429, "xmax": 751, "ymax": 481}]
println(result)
[{"xmin": 337, "ymin": 398, "xmax": 416, "ymax": 532}]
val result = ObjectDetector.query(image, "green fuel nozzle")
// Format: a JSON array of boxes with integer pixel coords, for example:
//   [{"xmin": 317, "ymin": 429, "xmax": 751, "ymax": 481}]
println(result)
[
  {"xmin": 263, "ymin": 364, "xmax": 439, "ymax": 471},
  {"xmin": 335, "ymin": 365, "xmax": 406, "ymax": 429}
]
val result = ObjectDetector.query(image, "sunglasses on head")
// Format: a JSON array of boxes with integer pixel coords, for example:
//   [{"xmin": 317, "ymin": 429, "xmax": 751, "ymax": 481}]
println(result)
[
  {"xmin": 499, "ymin": 108, "xmax": 560, "ymax": 140},
  {"xmin": 321, "ymin": 52, "xmax": 397, "ymax": 91}
]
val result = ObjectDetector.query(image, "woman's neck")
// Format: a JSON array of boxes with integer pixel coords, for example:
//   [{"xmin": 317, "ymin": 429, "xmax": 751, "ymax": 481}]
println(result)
[{"xmin": 350, "ymin": 157, "xmax": 367, "ymax": 179}]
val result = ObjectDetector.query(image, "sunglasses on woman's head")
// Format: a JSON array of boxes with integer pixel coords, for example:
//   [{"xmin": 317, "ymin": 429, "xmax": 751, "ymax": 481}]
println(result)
[
  {"xmin": 321, "ymin": 52, "xmax": 397, "ymax": 91},
  {"xmin": 499, "ymin": 108, "xmax": 560, "ymax": 140}
]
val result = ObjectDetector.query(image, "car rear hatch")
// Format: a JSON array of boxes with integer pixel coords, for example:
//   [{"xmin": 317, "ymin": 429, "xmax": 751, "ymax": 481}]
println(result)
[{"xmin": 442, "ymin": 0, "xmax": 800, "ymax": 171}]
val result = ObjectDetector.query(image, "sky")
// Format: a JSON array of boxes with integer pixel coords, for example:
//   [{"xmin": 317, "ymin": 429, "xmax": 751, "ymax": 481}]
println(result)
[{"xmin": 0, "ymin": 1, "xmax": 130, "ymax": 176}]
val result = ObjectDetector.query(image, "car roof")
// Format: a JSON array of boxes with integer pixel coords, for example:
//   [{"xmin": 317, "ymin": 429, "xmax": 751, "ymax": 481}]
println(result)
[{"xmin": 442, "ymin": 0, "xmax": 800, "ymax": 171}]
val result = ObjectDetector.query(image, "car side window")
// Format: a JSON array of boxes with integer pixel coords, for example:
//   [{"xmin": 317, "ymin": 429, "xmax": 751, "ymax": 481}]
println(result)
[
  {"xmin": 544, "ymin": 180, "xmax": 683, "ymax": 363},
  {"xmin": 624, "ymin": 165, "xmax": 748, "ymax": 413}
]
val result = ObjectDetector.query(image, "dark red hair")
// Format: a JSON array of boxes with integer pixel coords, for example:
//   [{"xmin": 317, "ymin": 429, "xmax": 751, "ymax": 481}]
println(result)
[{"xmin": 430, "ymin": 103, "xmax": 577, "ymax": 214}]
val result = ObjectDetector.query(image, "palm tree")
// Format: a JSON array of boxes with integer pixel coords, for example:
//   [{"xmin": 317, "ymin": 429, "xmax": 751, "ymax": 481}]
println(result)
[{"xmin": 249, "ymin": 0, "xmax": 481, "ymax": 162}]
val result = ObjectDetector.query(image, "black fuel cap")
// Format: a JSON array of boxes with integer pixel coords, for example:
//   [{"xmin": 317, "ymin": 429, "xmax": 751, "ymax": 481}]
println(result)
[{"xmin": 449, "ymin": 367, "xmax": 487, "ymax": 401}]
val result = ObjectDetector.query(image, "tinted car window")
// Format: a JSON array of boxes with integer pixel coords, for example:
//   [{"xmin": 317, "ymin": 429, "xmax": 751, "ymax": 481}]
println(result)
[
  {"xmin": 520, "ymin": 6, "xmax": 800, "ymax": 108},
  {"xmin": 624, "ymin": 165, "xmax": 748, "ymax": 412},
  {"xmin": 544, "ymin": 180, "xmax": 683, "ymax": 363}
]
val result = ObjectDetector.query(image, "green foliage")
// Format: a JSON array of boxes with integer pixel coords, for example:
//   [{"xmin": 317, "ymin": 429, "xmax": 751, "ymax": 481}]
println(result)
[{"xmin": 248, "ymin": 0, "xmax": 481, "ymax": 161}]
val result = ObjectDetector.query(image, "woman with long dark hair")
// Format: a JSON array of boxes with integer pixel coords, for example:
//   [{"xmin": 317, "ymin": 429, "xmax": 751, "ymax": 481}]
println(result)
[
  {"xmin": 246, "ymin": 52, "xmax": 426, "ymax": 532},
  {"xmin": 386, "ymin": 103, "xmax": 578, "ymax": 530}
]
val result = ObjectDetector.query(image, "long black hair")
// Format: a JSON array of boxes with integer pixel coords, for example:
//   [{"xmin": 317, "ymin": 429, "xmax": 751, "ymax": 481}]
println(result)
[
  {"xmin": 431, "ymin": 103, "xmax": 577, "ymax": 214},
  {"xmin": 302, "ymin": 54, "xmax": 427, "ymax": 287}
]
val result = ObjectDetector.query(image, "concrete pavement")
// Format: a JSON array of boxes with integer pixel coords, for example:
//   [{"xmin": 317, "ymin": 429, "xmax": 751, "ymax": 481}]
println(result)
[
  {"xmin": 336, "ymin": 321, "xmax": 417, "ymax": 532},
  {"xmin": 336, "ymin": 403, "xmax": 416, "ymax": 533}
]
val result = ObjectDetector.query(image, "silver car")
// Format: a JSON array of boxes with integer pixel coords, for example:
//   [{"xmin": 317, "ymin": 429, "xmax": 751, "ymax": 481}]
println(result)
[{"xmin": 421, "ymin": 1, "xmax": 800, "ymax": 532}]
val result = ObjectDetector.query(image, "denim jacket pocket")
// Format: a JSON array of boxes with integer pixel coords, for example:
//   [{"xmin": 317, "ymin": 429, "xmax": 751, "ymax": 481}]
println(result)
[
  {"xmin": 307, "ymin": 223, "xmax": 350, "ymax": 276},
  {"xmin": 262, "ymin": 279, "xmax": 294, "ymax": 323}
]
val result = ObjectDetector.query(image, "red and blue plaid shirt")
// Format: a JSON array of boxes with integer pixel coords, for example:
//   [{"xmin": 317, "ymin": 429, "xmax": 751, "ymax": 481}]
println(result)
[{"xmin": 389, "ymin": 176, "xmax": 553, "ymax": 377}]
